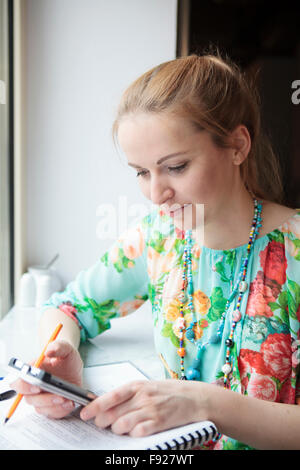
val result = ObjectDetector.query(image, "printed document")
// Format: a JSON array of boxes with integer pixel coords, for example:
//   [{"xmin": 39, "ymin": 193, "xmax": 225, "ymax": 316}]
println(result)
[{"xmin": 0, "ymin": 361, "xmax": 154, "ymax": 450}]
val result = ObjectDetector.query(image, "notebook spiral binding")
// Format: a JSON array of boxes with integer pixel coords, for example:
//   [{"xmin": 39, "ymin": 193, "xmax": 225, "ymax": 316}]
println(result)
[{"xmin": 146, "ymin": 423, "xmax": 217, "ymax": 450}]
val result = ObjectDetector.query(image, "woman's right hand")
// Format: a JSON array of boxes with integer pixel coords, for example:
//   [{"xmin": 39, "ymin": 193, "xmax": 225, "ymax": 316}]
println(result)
[{"xmin": 10, "ymin": 340, "xmax": 83, "ymax": 419}]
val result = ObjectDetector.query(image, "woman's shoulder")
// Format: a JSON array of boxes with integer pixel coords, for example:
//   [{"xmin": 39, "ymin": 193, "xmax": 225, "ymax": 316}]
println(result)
[{"xmin": 257, "ymin": 201, "xmax": 299, "ymax": 239}]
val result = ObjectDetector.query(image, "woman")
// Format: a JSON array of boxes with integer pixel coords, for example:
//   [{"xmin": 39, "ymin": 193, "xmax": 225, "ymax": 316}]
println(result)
[{"xmin": 14, "ymin": 53, "xmax": 300, "ymax": 450}]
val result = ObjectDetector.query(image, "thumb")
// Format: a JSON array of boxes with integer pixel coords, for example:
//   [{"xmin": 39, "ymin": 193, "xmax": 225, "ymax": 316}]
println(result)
[{"xmin": 45, "ymin": 340, "xmax": 74, "ymax": 359}]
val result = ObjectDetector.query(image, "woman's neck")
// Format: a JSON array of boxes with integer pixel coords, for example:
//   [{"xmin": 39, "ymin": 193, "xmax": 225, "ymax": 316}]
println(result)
[{"xmin": 198, "ymin": 187, "xmax": 256, "ymax": 250}]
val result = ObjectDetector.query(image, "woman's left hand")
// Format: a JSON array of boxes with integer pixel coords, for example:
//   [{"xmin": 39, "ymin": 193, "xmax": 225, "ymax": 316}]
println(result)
[{"xmin": 80, "ymin": 379, "xmax": 209, "ymax": 437}]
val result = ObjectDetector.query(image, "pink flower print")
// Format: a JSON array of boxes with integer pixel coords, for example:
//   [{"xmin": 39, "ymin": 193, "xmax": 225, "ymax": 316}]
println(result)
[
  {"xmin": 238, "ymin": 349, "xmax": 267, "ymax": 395},
  {"xmin": 259, "ymin": 240, "xmax": 287, "ymax": 286},
  {"xmin": 59, "ymin": 302, "xmax": 77, "ymax": 316},
  {"xmin": 119, "ymin": 299, "xmax": 145, "ymax": 317},
  {"xmin": 246, "ymin": 271, "xmax": 278, "ymax": 318},
  {"xmin": 147, "ymin": 246, "xmax": 161, "ymax": 282},
  {"xmin": 260, "ymin": 333, "xmax": 292, "ymax": 382},
  {"xmin": 162, "ymin": 267, "xmax": 183, "ymax": 306},
  {"xmin": 247, "ymin": 372, "xmax": 277, "ymax": 402},
  {"xmin": 280, "ymin": 214, "xmax": 300, "ymax": 238},
  {"xmin": 58, "ymin": 302, "xmax": 80, "ymax": 327},
  {"xmin": 291, "ymin": 339, "xmax": 300, "ymax": 368},
  {"xmin": 109, "ymin": 244, "xmax": 119, "ymax": 264},
  {"xmin": 192, "ymin": 243, "xmax": 201, "ymax": 259},
  {"xmin": 122, "ymin": 226, "xmax": 145, "ymax": 260},
  {"xmin": 279, "ymin": 379, "xmax": 295, "ymax": 404}
]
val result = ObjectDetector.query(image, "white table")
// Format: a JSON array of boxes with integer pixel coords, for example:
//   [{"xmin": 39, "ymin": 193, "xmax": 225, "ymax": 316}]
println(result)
[{"xmin": 0, "ymin": 302, "xmax": 165, "ymax": 381}]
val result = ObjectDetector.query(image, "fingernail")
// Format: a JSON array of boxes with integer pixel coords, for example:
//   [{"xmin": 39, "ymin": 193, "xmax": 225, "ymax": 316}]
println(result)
[
  {"xmin": 52, "ymin": 397, "xmax": 64, "ymax": 404},
  {"xmin": 62, "ymin": 401, "xmax": 74, "ymax": 409},
  {"xmin": 30, "ymin": 386, "xmax": 41, "ymax": 393},
  {"xmin": 80, "ymin": 409, "xmax": 89, "ymax": 420}
]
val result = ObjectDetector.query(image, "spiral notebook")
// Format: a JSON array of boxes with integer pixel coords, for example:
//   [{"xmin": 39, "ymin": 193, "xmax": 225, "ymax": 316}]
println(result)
[
  {"xmin": 133, "ymin": 420, "xmax": 218, "ymax": 450},
  {"xmin": 0, "ymin": 361, "xmax": 218, "ymax": 450}
]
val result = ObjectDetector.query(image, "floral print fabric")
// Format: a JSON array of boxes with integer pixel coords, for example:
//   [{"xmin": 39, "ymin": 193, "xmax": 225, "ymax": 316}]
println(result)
[{"xmin": 42, "ymin": 208, "xmax": 300, "ymax": 450}]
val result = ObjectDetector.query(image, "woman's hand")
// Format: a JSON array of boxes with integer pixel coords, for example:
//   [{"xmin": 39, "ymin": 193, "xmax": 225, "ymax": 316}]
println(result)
[
  {"xmin": 80, "ymin": 379, "xmax": 210, "ymax": 437},
  {"xmin": 10, "ymin": 340, "xmax": 83, "ymax": 419}
]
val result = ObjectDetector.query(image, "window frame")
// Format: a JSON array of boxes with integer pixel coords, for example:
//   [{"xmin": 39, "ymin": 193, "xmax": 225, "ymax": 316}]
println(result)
[{"xmin": 0, "ymin": 0, "xmax": 14, "ymax": 318}]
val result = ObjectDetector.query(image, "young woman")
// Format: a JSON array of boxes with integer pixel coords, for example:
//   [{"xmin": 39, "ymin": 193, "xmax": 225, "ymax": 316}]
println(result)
[{"xmin": 13, "ymin": 53, "xmax": 300, "ymax": 450}]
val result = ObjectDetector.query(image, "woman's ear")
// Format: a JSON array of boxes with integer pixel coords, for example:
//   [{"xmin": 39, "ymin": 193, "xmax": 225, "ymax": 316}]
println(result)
[{"xmin": 231, "ymin": 125, "xmax": 251, "ymax": 165}]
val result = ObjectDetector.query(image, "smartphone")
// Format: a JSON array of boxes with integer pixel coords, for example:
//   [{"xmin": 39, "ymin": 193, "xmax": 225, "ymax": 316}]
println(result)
[{"xmin": 8, "ymin": 357, "xmax": 98, "ymax": 406}]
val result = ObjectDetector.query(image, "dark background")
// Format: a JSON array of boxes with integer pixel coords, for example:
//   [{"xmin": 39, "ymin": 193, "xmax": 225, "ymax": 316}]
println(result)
[{"xmin": 177, "ymin": 0, "xmax": 300, "ymax": 207}]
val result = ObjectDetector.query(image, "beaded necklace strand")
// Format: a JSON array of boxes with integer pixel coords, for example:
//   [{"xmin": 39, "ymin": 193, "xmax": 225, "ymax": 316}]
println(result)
[{"xmin": 177, "ymin": 199, "xmax": 263, "ymax": 385}]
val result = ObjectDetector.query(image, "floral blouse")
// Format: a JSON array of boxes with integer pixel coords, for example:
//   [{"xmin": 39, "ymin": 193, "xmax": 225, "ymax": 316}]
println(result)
[{"xmin": 42, "ymin": 207, "xmax": 300, "ymax": 450}]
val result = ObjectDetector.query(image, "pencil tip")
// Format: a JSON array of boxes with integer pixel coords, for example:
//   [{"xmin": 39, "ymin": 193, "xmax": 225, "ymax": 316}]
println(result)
[{"xmin": 3, "ymin": 417, "xmax": 9, "ymax": 425}]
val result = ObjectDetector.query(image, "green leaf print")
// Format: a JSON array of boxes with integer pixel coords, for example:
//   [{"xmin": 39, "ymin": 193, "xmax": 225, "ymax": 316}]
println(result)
[
  {"xmin": 161, "ymin": 322, "xmax": 173, "ymax": 337},
  {"xmin": 268, "ymin": 301, "xmax": 281, "ymax": 311},
  {"xmin": 174, "ymin": 238, "xmax": 183, "ymax": 255},
  {"xmin": 113, "ymin": 259, "xmax": 123, "ymax": 273},
  {"xmin": 231, "ymin": 342, "xmax": 241, "ymax": 385},
  {"xmin": 161, "ymin": 321, "xmax": 181, "ymax": 348},
  {"xmin": 214, "ymin": 261, "xmax": 230, "ymax": 283},
  {"xmin": 292, "ymin": 239, "xmax": 300, "ymax": 261},
  {"xmin": 75, "ymin": 297, "xmax": 117, "ymax": 334},
  {"xmin": 222, "ymin": 439, "xmax": 253, "ymax": 450},
  {"xmin": 224, "ymin": 250, "xmax": 237, "ymax": 271},
  {"xmin": 267, "ymin": 229, "xmax": 285, "ymax": 244},
  {"xmin": 287, "ymin": 288, "xmax": 298, "ymax": 320},
  {"xmin": 276, "ymin": 292, "xmax": 290, "ymax": 323},
  {"xmin": 207, "ymin": 287, "xmax": 227, "ymax": 322},
  {"xmin": 213, "ymin": 250, "xmax": 237, "ymax": 284},
  {"xmin": 110, "ymin": 247, "xmax": 136, "ymax": 273},
  {"xmin": 99, "ymin": 299, "xmax": 116, "ymax": 310},
  {"xmin": 100, "ymin": 252, "xmax": 109, "ymax": 266},
  {"xmin": 268, "ymin": 280, "xmax": 300, "ymax": 324},
  {"xmin": 293, "ymin": 238, "xmax": 300, "ymax": 248},
  {"xmin": 169, "ymin": 330, "xmax": 180, "ymax": 348},
  {"xmin": 148, "ymin": 231, "xmax": 166, "ymax": 253},
  {"xmin": 137, "ymin": 294, "xmax": 148, "ymax": 302},
  {"xmin": 286, "ymin": 279, "xmax": 300, "ymax": 321},
  {"xmin": 148, "ymin": 283, "xmax": 156, "ymax": 304},
  {"xmin": 141, "ymin": 213, "xmax": 152, "ymax": 229},
  {"xmin": 272, "ymin": 376, "xmax": 282, "ymax": 392},
  {"xmin": 288, "ymin": 279, "xmax": 300, "ymax": 306},
  {"xmin": 221, "ymin": 440, "xmax": 236, "ymax": 450},
  {"xmin": 279, "ymin": 308, "xmax": 290, "ymax": 326},
  {"xmin": 278, "ymin": 291, "xmax": 288, "ymax": 309}
]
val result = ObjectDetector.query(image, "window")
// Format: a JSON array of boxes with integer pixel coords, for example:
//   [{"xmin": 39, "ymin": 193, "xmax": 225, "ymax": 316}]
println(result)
[{"xmin": 0, "ymin": 0, "xmax": 13, "ymax": 318}]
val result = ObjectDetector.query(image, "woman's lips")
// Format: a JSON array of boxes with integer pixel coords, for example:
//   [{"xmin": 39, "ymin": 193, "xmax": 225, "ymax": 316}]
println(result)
[{"xmin": 168, "ymin": 204, "xmax": 191, "ymax": 217}]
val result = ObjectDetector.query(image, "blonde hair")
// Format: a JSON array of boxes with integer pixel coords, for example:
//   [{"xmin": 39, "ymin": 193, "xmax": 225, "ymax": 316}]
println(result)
[{"xmin": 112, "ymin": 51, "xmax": 284, "ymax": 203}]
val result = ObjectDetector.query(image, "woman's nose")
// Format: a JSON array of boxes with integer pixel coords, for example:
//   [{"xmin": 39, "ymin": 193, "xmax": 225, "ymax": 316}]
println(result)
[{"xmin": 150, "ymin": 176, "xmax": 174, "ymax": 206}]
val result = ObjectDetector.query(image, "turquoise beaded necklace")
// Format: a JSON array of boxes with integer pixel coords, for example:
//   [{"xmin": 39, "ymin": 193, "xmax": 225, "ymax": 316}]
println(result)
[{"xmin": 178, "ymin": 198, "xmax": 263, "ymax": 386}]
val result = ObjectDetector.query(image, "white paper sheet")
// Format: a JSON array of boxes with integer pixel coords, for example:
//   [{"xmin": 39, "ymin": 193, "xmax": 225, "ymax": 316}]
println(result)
[{"xmin": 0, "ymin": 361, "xmax": 150, "ymax": 450}]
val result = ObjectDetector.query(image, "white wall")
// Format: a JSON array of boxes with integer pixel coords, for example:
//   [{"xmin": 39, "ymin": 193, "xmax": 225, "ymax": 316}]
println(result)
[{"xmin": 25, "ymin": 0, "xmax": 177, "ymax": 288}]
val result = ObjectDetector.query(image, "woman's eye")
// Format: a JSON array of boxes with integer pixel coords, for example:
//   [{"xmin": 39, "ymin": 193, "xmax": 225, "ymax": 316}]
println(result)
[
  {"xmin": 136, "ymin": 170, "xmax": 149, "ymax": 178},
  {"xmin": 168, "ymin": 163, "xmax": 187, "ymax": 173},
  {"xmin": 136, "ymin": 162, "xmax": 188, "ymax": 177}
]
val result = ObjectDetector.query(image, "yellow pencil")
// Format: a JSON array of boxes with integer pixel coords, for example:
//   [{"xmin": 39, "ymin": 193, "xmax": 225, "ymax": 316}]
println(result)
[{"xmin": 4, "ymin": 323, "xmax": 63, "ymax": 424}]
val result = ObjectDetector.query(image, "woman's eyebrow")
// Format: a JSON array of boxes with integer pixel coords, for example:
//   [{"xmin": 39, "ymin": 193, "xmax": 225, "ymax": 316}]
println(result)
[
  {"xmin": 128, "ymin": 151, "xmax": 189, "ymax": 169},
  {"xmin": 156, "ymin": 151, "xmax": 189, "ymax": 165},
  {"xmin": 127, "ymin": 162, "xmax": 145, "ymax": 169}
]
